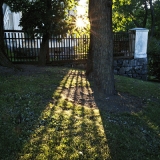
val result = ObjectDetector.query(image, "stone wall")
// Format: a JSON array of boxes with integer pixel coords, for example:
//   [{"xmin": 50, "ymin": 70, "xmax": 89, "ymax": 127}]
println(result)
[{"xmin": 113, "ymin": 58, "xmax": 148, "ymax": 80}]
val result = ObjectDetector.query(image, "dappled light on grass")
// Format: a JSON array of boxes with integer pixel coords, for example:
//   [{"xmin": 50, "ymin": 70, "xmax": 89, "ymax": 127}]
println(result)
[{"xmin": 19, "ymin": 70, "xmax": 111, "ymax": 160}]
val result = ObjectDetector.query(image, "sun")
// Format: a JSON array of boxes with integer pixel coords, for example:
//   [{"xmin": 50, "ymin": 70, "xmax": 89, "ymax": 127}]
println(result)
[
  {"xmin": 77, "ymin": 6, "xmax": 86, "ymax": 16},
  {"xmin": 76, "ymin": 17, "xmax": 86, "ymax": 28},
  {"xmin": 79, "ymin": 0, "xmax": 87, "ymax": 5},
  {"xmin": 75, "ymin": 0, "xmax": 88, "ymax": 28}
]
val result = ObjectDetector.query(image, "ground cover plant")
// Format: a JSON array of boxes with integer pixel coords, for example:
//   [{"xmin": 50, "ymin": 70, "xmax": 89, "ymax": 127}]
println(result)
[{"xmin": 0, "ymin": 65, "xmax": 160, "ymax": 160}]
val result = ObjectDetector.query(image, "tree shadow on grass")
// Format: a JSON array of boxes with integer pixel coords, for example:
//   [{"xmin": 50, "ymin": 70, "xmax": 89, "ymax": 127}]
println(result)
[
  {"xmin": 0, "ymin": 66, "xmax": 68, "ymax": 159},
  {"xmin": 89, "ymin": 78, "xmax": 160, "ymax": 160}
]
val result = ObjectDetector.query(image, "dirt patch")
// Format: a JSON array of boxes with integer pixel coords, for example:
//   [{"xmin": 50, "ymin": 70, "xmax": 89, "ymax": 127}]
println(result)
[
  {"xmin": 61, "ymin": 87, "xmax": 145, "ymax": 113},
  {"xmin": 0, "ymin": 64, "xmax": 146, "ymax": 113}
]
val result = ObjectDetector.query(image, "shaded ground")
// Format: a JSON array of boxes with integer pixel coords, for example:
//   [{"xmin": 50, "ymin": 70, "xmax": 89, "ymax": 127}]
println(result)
[{"xmin": 0, "ymin": 64, "xmax": 146, "ymax": 113}]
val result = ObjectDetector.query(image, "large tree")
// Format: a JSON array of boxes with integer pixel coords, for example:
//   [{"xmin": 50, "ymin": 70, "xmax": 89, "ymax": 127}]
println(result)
[{"xmin": 87, "ymin": 0, "xmax": 115, "ymax": 95}]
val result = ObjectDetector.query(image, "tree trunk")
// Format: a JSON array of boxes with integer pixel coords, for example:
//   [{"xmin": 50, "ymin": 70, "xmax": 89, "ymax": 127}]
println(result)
[
  {"xmin": 88, "ymin": 0, "xmax": 115, "ymax": 95},
  {"xmin": 142, "ymin": 1, "xmax": 148, "ymax": 28},
  {"xmin": 38, "ymin": 33, "xmax": 49, "ymax": 66},
  {"xmin": 38, "ymin": 0, "xmax": 52, "ymax": 66},
  {"xmin": 86, "ymin": 33, "xmax": 93, "ymax": 76},
  {"xmin": 0, "ymin": 2, "xmax": 15, "ymax": 68},
  {"xmin": 149, "ymin": 0, "xmax": 155, "ymax": 37}
]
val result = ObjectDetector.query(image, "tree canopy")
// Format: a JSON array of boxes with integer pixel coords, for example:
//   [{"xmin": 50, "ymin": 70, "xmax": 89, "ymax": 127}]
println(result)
[{"xmin": 112, "ymin": 0, "xmax": 160, "ymax": 37}]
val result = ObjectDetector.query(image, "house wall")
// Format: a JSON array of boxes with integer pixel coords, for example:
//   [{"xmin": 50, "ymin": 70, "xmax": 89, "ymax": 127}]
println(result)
[
  {"xmin": 12, "ymin": 12, "xmax": 22, "ymax": 30},
  {"xmin": 3, "ymin": 3, "xmax": 22, "ymax": 30}
]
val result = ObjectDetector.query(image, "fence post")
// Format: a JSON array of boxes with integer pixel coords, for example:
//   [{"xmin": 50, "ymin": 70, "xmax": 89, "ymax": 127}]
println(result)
[{"xmin": 129, "ymin": 28, "xmax": 149, "ymax": 59}]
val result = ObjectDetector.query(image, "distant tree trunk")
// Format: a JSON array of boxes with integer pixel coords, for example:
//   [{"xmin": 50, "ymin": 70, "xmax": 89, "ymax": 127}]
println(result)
[
  {"xmin": 149, "ymin": 0, "xmax": 155, "ymax": 37},
  {"xmin": 0, "ymin": 2, "xmax": 14, "ymax": 68},
  {"xmin": 142, "ymin": 0, "xmax": 148, "ymax": 28},
  {"xmin": 38, "ymin": 33, "xmax": 49, "ymax": 66},
  {"xmin": 87, "ymin": 0, "xmax": 115, "ymax": 95},
  {"xmin": 86, "ymin": 33, "xmax": 93, "ymax": 76},
  {"xmin": 38, "ymin": 0, "xmax": 52, "ymax": 66}
]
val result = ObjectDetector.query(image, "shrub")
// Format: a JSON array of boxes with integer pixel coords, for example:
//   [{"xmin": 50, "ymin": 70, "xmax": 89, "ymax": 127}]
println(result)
[{"xmin": 147, "ymin": 37, "xmax": 160, "ymax": 80}]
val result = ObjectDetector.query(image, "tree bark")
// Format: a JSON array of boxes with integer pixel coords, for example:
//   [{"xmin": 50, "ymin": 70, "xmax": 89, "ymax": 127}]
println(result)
[
  {"xmin": 86, "ymin": 33, "xmax": 93, "ymax": 76},
  {"xmin": 0, "ymin": 2, "xmax": 15, "ymax": 68},
  {"xmin": 38, "ymin": 0, "xmax": 52, "ymax": 66},
  {"xmin": 88, "ymin": 0, "xmax": 115, "ymax": 95},
  {"xmin": 142, "ymin": 1, "xmax": 148, "ymax": 28},
  {"xmin": 149, "ymin": 0, "xmax": 155, "ymax": 37},
  {"xmin": 38, "ymin": 33, "xmax": 49, "ymax": 66}
]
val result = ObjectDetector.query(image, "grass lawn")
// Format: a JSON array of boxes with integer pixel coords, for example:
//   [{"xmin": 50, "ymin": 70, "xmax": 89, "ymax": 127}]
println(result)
[{"xmin": 0, "ymin": 66, "xmax": 160, "ymax": 160}]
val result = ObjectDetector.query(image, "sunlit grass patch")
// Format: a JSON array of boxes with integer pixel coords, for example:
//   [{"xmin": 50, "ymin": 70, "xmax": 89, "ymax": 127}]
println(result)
[
  {"xmin": 19, "ymin": 97, "xmax": 110, "ymax": 160},
  {"xmin": 18, "ymin": 69, "xmax": 110, "ymax": 159},
  {"xmin": 59, "ymin": 69, "xmax": 90, "ymax": 89}
]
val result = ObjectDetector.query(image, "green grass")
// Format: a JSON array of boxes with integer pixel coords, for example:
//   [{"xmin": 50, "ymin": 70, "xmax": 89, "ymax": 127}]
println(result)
[
  {"xmin": 0, "ymin": 68, "xmax": 160, "ymax": 160},
  {"xmin": 115, "ymin": 75, "xmax": 160, "ymax": 99}
]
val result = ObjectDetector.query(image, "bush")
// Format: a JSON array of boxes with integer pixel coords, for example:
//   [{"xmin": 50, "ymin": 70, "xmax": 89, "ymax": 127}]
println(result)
[{"xmin": 147, "ymin": 37, "xmax": 160, "ymax": 80}]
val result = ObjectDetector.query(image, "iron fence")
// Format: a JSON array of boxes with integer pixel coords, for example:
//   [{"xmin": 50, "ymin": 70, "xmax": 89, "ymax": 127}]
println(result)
[
  {"xmin": 113, "ymin": 32, "xmax": 135, "ymax": 58},
  {"xmin": 4, "ymin": 30, "xmax": 134, "ymax": 63},
  {"xmin": 4, "ymin": 30, "xmax": 89, "ymax": 63}
]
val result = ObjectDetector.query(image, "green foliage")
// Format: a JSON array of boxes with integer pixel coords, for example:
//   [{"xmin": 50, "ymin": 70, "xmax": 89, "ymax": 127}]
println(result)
[
  {"xmin": 4, "ymin": 0, "xmax": 30, "ymax": 15},
  {"xmin": 147, "ymin": 37, "xmax": 160, "ymax": 80},
  {"xmin": 112, "ymin": 0, "xmax": 160, "ymax": 34},
  {"xmin": 112, "ymin": 0, "xmax": 133, "ymax": 32},
  {"xmin": 113, "ymin": 0, "xmax": 148, "ymax": 32}
]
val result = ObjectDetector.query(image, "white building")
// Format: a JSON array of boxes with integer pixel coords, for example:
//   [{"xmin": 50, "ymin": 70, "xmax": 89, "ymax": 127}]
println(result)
[{"xmin": 3, "ymin": 3, "xmax": 22, "ymax": 30}]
